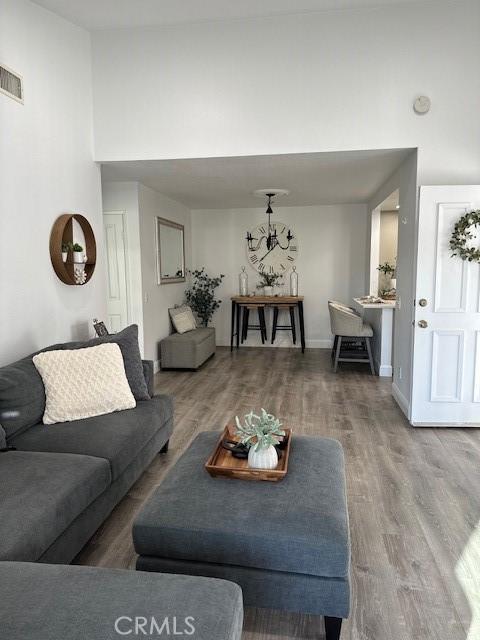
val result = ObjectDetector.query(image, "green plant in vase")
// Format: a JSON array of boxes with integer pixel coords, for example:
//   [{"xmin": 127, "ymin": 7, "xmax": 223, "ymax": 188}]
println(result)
[
  {"xmin": 377, "ymin": 261, "xmax": 396, "ymax": 276},
  {"xmin": 235, "ymin": 409, "xmax": 285, "ymax": 469},
  {"xmin": 377, "ymin": 261, "xmax": 396, "ymax": 294},
  {"xmin": 61, "ymin": 243, "xmax": 69, "ymax": 263},
  {"xmin": 71, "ymin": 243, "xmax": 84, "ymax": 263},
  {"xmin": 256, "ymin": 271, "xmax": 281, "ymax": 295}
]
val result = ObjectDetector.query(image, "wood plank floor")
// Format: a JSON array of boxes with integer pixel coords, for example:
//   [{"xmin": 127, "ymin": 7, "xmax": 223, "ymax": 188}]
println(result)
[{"xmin": 76, "ymin": 347, "xmax": 480, "ymax": 640}]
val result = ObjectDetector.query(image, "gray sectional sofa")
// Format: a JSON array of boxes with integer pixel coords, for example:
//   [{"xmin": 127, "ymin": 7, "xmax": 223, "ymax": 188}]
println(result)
[
  {"xmin": 0, "ymin": 327, "xmax": 173, "ymax": 563},
  {"xmin": 0, "ymin": 326, "xmax": 244, "ymax": 640},
  {"xmin": 0, "ymin": 562, "xmax": 244, "ymax": 640}
]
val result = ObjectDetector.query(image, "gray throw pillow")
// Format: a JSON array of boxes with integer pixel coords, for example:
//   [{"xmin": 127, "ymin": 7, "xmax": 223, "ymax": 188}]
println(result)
[{"xmin": 0, "ymin": 354, "xmax": 47, "ymax": 439}]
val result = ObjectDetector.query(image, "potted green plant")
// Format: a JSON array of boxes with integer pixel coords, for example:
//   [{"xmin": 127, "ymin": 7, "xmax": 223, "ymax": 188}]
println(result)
[
  {"xmin": 377, "ymin": 261, "xmax": 396, "ymax": 290},
  {"xmin": 257, "ymin": 272, "xmax": 281, "ymax": 296},
  {"xmin": 61, "ymin": 242, "xmax": 69, "ymax": 263},
  {"xmin": 72, "ymin": 243, "xmax": 84, "ymax": 264},
  {"xmin": 377, "ymin": 261, "xmax": 396, "ymax": 276},
  {"xmin": 235, "ymin": 409, "xmax": 285, "ymax": 470},
  {"xmin": 185, "ymin": 268, "xmax": 225, "ymax": 326}
]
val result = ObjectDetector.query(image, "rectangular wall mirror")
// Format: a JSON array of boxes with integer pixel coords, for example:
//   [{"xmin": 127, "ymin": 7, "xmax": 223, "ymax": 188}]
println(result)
[{"xmin": 155, "ymin": 217, "xmax": 186, "ymax": 284}]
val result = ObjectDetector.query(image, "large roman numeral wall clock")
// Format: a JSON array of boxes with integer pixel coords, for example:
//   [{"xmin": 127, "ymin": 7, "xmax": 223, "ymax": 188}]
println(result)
[
  {"xmin": 245, "ymin": 221, "xmax": 297, "ymax": 273},
  {"xmin": 245, "ymin": 190, "xmax": 298, "ymax": 273}
]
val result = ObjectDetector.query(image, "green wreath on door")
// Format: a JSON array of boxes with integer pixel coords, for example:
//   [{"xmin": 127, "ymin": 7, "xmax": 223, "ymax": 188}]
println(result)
[{"xmin": 450, "ymin": 210, "xmax": 480, "ymax": 262}]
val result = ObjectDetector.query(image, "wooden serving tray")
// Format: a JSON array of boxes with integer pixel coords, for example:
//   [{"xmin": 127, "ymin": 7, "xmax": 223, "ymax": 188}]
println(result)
[{"xmin": 205, "ymin": 426, "xmax": 292, "ymax": 482}]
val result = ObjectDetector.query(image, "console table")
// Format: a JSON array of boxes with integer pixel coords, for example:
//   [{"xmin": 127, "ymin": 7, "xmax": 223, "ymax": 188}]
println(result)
[{"xmin": 230, "ymin": 296, "xmax": 305, "ymax": 352}]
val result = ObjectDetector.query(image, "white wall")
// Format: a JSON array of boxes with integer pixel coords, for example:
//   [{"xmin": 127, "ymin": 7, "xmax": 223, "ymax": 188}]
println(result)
[
  {"xmin": 0, "ymin": 0, "xmax": 105, "ymax": 365},
  {"xmin": 379, "ymin": 211, "xmax": 398, "ymax": 267},
  {"xmin": 368, "ymin": 151, "xmax": 418, "ymax": 416},
  {"xmin": 91, "ymin": 1, "xmax": 480, "ymax": 186},
  {"xmin": 102, "ymin": 181, "xmax": 144, "ymax": 353},
  {"xmin": 192, "ymin": 204, "xmax": 368, "ymax": 347},
  {"xmin": 138, "ymin": 184, "xmax": 192, "ymax": 367}
]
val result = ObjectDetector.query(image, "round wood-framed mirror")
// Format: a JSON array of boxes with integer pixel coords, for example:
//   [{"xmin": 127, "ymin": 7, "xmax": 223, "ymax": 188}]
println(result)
[{"xmin": 49, "ymin": 213, "xmax": 97, "ymax": 285}]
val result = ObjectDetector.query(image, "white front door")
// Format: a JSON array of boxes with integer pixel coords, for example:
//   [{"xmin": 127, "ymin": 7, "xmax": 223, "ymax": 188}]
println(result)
[
  {"xmin": 103, "ymin": 212, "xmax": 129, "ymax": 333},
  {"xmin": 411, "ymin": 186, "xmax": 480, "ymax": 426}
]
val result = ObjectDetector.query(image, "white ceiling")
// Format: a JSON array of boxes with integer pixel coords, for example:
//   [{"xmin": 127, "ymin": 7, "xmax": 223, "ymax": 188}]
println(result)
[
  {"xmin": 101, "ymin": 149, "xmax": 413, "ymax": 209},
  {"xmin": 33, "ymin": 0, "xmax": 423, "ymax": 30}
]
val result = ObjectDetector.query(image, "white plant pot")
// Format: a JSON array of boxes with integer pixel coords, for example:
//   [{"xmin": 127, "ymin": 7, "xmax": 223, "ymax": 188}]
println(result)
[
  {"xmin": 73, "ymin": 251, "xmax": 84, "ymax": 264},
  {"xmin": 61, "ymin": 252, "xmax": 68, "ymax": 263},
  {"xmin": 248, "ymin": 445, "xmax": 278, "ymax": 470},
  {"xmin": 263, "ymin": 286, "xmax": 273, "ymax": 296},
  {"xmin": 391, "ymin": 278, "xmax": 397, "ymax": 290}
]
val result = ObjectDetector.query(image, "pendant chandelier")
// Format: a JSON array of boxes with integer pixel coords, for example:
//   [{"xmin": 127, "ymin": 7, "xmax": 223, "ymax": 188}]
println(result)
[{"xmin": 246, "ymin": 189, "xmax": 293, "ymax": 253}]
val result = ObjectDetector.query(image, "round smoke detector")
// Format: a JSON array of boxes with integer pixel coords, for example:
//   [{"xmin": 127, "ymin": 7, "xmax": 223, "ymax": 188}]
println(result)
[
  {"xmin": 253, "ymin": 188, "xmax": 290, "ymax": 201},
  {"xmin": 413, "ymin": 95, "xmax": 431, "ymax": 115}
]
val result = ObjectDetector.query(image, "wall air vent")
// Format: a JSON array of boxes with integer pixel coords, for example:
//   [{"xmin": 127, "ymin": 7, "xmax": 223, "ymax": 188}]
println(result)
[{"xmin": 0, "ymin": 64, "xmax": 23, "ymax": 103}]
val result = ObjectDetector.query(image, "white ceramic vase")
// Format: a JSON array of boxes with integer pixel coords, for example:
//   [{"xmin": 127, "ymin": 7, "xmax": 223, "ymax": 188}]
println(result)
[
  {"xmin": 239, "ymin": 267, "xmax": 248, "ymax": 295},
  {"xmin": 73, "ymin": 251, "xmax": 84, "ymax": 264},
  {"xmin": 290, "ymin": 267, "xmax": 298, "ymax": 296},
  {"xmin": 263, "ymin": 286, "xmax": 273, "ymax": 296},
  {"xmin": 390, "ymin": 278, "xmax": 397, "ymax": 290},
  {"xmin": 248, "ymin": 445, "xmax": 278, "ymax": 470},
  {"xmin": 61, "ymin": 251, "xmax": 68, "ymax": 263}
]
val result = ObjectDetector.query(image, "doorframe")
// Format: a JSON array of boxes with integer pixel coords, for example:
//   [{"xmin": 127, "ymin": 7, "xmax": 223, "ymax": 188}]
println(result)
[{"xmin": 103, "ymin": 210, "xmax": 133, "ymax": 329}]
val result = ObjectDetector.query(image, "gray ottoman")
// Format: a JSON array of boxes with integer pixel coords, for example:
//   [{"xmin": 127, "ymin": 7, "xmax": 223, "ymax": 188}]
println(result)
[
  {"xmin": 0, "ymin": 561, "xmax": 243, "ymax": 640},
  {"xmin": 160, "ymin": 327, "xmax": 216, "ymax": 369},
  {"xmin": 133, "ymin": 432, "xmax": 350, "ymax": 640}
]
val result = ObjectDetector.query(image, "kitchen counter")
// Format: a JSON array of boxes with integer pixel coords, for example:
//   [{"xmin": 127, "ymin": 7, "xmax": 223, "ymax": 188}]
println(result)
[
  {"xmin": 353, "ymin": 297, "xmax": 396, "ymax": 377},
  {"xmin": 353, "ymin": 297, "xmax": 396, "ymax": 309}
]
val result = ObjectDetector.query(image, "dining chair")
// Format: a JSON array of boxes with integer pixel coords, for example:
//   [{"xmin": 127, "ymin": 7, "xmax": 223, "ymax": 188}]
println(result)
[{"xmin": 328, "ymin": 302, "xmax": 375, "ymax": 374}]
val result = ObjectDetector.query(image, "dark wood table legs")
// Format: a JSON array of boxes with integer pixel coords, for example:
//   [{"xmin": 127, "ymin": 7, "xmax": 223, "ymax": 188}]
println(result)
[
  {"xmin": 236, "ymin": 302, "xmax": 241, "ymax": 349},
  {"xmin": 230, "ymin": 300, "xmax": 236, "ymax": 352},
  {"xmin": 230, "ymin": 300, "xmax": 242, "ymax": 351},
  {"xmin": 298, "ymin": 300, "xmax": 305, "ymax": 353},
  {"xmin": 230, "ymin": 298, "xmax": 305, "ymax": 352},
  {"xmin": 325, "ymin": 616, "xmax": 342, "ymax": 640}
]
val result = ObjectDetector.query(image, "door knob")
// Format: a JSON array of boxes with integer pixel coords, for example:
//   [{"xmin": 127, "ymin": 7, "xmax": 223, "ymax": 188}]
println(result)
[
  {"xmin": 419, "ymin": 298, "xmax": 428, "ymax": 307},
  {"xmin": 418, "ymin": 320, "xmax": 428, "ymax": 328}
]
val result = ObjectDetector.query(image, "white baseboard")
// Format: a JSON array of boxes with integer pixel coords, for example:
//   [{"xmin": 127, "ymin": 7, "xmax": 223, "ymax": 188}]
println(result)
[
  {"xmin": 216, "ymin": 338, "xmax": 333, "ymax": 349},
  {"xmin": 378, "ymin": 363, "xmax": 393, "ymax": 377},
  {"xmin": 411, "ymin": 421, "xmax": 480, "ymax": 428},
  {"xmin": 306, "ymin": 339, "xmax": 333, "ymax": 349},
  {"xmin": 153, "ymin": 360, "xmax": 160, "ymax": 374},
  {"xmin": 392, "ymin": 382, "xmax": 410, "ymax": 419}
]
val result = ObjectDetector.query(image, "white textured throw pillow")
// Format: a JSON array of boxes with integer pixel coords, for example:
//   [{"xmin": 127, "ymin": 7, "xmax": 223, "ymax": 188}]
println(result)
[
  {"xmin": 33, "ymin": 343, "xmax": 136, "ymax": 425},
  {"xmin": 171, "ymin": 307, "xmax": 197, "ymax": 334}
]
